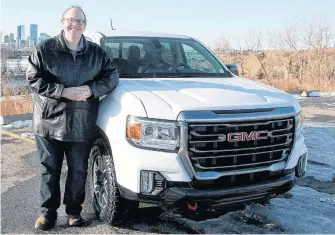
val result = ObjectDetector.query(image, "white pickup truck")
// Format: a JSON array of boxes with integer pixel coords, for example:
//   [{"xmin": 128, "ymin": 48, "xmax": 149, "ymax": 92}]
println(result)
[{"xmin": 84, "ymin": 30, "xmax": 308, "ymax": 224}]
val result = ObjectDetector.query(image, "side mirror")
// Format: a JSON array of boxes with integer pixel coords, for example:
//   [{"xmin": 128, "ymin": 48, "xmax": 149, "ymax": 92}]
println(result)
[{"xmin": 225, "ymin": 64, "xmax": 239, "ymax": 76}]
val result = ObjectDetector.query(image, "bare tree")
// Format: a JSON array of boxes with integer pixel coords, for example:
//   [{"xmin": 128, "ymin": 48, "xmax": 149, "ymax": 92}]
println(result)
[
  {"xmin": 212, "ymin": 37, "xmax": 232, "ymax": 54},
  {"xmin": 1, "ymin": 47, "xmax": 11, "ymax": 96},
  {"xmin": 302, "ymin": 19, "xmax": 334, "ymax": 84},
  {"xmin": 277, "ymin": 26, "xmax": 301, "ymax": 50},
  {"xmin": 212, "ymin": 37, "xmax": 249, "ymax": 76},
  {"xmin": 1, "ymin": 47, "xmax": 9, "ymax": 77},
  {"xmin": 244, "ymin": 30, "xmax": 271, "ymax": 80},
  {"xmin": 245, "ymin": 30, "xmax": 264, "ymax": 52},
  {"xmin": 212, "ymin": 37, "xmax": 233, "ymax": 63},
  {"xmin": 302, "ymin": 18, "xmax": 333, "ymax": 50},
  {"xmin": 210, "ymin": 18, "xmax": 335, "ymax": 91},
  {"xmin": 275, "ymin": 25, "xmax": 307, "ymax": 84},
  {"xmin": 267, "ymin": 31, "xmax": 280, "ymax": 50}
]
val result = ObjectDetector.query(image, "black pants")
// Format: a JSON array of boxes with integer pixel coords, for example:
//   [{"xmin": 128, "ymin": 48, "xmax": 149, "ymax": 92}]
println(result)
[{"xmin": 35, "ymin": 135, "xmax": 91, "ymax": 220}]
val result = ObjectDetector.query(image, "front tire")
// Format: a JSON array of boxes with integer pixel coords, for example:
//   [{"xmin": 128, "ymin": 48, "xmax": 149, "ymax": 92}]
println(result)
[{"xmin": 88, "ymin": 137, "xmax": 138, "ymax": 225}]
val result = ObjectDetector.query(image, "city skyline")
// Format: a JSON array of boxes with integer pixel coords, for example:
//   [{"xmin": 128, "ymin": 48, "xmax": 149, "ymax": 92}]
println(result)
[
  {"xmin": 1, "ymin": 29, "xmax": 49, "ymax": 41},
  {"xmin": 1, "ymin": 23, "xmax": 53, "ymax": 49},
  {"xmin": 3, "ymin": 23, "xmax": 39, "ymax": 40}
]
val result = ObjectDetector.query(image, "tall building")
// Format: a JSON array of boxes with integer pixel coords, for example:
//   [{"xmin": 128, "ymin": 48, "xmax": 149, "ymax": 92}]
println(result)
[
  {"xmin": 17, "ymin": 25, "xmax": 25, "ymax": 48},
  {"xmin": 4, "ymin": 35, "xmax": 10, "ymax": 43},
  {"xmin": 10, "ymin": 33, "xmax": 15, "ymax": 43},
  {"xmin": 37, "ymin": 33, "xmax": 51, "ymax": 44},
  {"xmin": 26, "ymin": 36, "xmax": 30, "ymax": 47},
  {"xmin": 17, "ymin": 25, "xmax": 25, "ymax": 41},
  {"xmin": 39, "ymin": 33, "xmax": 51, "ymax": 39},
  {"xmin": 30, "ymin": 24, "xmax": 38, "ymax": 46}
]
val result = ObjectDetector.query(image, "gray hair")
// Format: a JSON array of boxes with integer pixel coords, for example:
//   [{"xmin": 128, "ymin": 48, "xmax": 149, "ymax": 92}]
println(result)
[{"xmin": 62, "ymin": 5, "xmax": 87, "ymax": 23}]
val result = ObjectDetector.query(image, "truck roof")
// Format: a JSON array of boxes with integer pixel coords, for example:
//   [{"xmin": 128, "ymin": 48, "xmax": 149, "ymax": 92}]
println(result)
[
  {"xmin": 107, "ymin": 29, "xmax": 190, "ymax": 39},
  {"xmin": 83, "ymin": 29, "xmax": 191, "ymax": 42}
]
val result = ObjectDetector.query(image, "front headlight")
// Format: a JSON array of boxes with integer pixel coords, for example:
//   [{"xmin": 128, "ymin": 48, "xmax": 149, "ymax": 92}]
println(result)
[
  {"xmin": 295, "ymin": 111, "xmax": 304, "ymax": 140},
  {"xmin": 126, "ymin": 116, "xmax": 180, "ymax": 152}
]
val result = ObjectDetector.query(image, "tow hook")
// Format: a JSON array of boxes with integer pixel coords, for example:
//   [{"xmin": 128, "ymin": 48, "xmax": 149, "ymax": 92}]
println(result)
[
  {"xmin": 187, "ymin": 202, "xmax": 198, "ymax": 211},
  {"xmin": 271, "ymin": 193, "xmax": 277, "ymax": 198}
]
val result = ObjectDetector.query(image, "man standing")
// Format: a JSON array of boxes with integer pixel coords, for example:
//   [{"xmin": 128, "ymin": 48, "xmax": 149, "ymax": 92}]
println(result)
[{"xmin": 26, "ymin": 6, "xmax": 119, "ymax": 230}]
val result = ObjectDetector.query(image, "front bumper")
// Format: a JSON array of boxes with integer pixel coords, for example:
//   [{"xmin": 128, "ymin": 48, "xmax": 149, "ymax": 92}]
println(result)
[
  {"xmin": 118, "ymin": 137, "xmax": 307, "ymax": 208},
  {"xmin": 119, "ymin": 172, "xmax": 296, "ymax": 208}
]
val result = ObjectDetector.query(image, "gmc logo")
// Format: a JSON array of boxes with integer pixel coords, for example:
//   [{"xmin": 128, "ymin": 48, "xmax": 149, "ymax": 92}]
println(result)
[{"xmin": 227, "ymin": 131, "xmax": 268, "ymax": 142}]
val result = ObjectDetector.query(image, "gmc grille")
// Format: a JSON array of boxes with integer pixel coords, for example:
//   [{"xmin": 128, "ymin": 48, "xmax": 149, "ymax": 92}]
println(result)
[{"xmin": 187, "ymin": 118, "xmax": 295, "ymax": 172}]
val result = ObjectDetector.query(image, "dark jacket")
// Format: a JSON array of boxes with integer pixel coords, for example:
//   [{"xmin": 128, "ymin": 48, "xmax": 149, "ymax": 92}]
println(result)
[{"xmin": 26, "ymin": 31, "xmax": 119, "ymax": 142}]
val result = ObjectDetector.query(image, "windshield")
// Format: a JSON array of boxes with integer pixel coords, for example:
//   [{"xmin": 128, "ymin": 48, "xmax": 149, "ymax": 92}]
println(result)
[{"xmin": 102, "ymin": 37, "xmax": 232, "ymax": 78}]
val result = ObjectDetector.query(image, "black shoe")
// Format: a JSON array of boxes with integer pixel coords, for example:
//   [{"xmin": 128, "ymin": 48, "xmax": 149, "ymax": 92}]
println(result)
[
  {"xmin": 68, "ymin": 215, "xmax": 85, "ymax": 227},
  {"xmin": 34, "ymin": 216, "xmax": 56, "ymax": 230}
]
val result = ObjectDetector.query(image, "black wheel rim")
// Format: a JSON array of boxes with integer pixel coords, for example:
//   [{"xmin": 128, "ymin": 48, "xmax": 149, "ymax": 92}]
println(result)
[{"xmin": 93, "ymin": 154, "xmax": 108, "ymax": 209}]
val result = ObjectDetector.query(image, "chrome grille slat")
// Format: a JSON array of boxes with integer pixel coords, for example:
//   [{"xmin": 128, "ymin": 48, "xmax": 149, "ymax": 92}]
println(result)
[
  {"xmin": 189, "ymin": 133, "xmax": 293, "ymax": 143},
  {"xmin": 194, "ymin": 155, "xmax": 287, "ymax": 170},
  {"xmin": 268, "ymin": 133, "xmax": 293, "ymax": 138},
  {"xmin": 191, "ymin": 148, "xmax": 290, "ymax": 159},
  {"xmin": 189, "ymin": 139, "xmax": 227, "ymax": 143},
  {"xmin": 190, "ymin": 131, "xmax": 225, "ymax": 137},
  {"xmin": 268, "ymin": 125, "xmax": 293, "ymax": 134},
  {"xmin": 190, "ymin": 139, "xmax": 292, "ymax": 153},
  {"xmin": 189, "ymin": 119, "xmax": 292, "ymax": 128},
  {"xmin": 190, "ymin": 125, "xmax": 293, "ymax": 137}
]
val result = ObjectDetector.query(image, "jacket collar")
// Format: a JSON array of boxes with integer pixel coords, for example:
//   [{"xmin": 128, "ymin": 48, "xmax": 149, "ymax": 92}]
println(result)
[{"xmin": 54, "ymin": 30, "xmax": 89, "ymax": 54}]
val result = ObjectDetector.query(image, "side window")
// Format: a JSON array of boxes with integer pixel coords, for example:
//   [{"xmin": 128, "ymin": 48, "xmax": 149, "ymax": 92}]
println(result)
[
  {"xmin": 160, "ymin": 42, "xmax": 173, "ymax": 65},
  {"xmin": 122, "ymin": 43, "xmax": 144, "ymax": 59},
  {"xmin": 104, "ymin": 42, "xmax": 119, "ymax": 60},
  {"xmin": 182, "ymin": 44, "xmax": 215, "ymax": 72}
]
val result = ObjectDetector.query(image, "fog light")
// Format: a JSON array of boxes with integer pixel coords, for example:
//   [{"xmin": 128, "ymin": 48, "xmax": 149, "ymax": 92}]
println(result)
[
  {"xmin": 296, "ymin": 153, "xmax": 307, "ymax": 177},
  {"xmin": 140, "ymin": 171, "xmax": 165, "ymax": 195}
]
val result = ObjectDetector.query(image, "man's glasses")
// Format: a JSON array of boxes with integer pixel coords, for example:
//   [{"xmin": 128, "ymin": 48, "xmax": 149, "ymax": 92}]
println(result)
[{"xmin": 63, "ymin": 18, "xmax": 86, "ymax": 25}]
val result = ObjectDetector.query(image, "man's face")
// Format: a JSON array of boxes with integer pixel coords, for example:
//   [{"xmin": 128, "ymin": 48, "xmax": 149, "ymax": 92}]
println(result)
[{"xmin": 61, "ymin": 8, "xmax": 86, "ymax": 40}]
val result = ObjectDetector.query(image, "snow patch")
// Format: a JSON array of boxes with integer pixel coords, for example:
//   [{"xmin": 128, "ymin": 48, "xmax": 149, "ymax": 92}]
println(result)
[
  {"xmin": 1, "ymin": 120, "xmax": 32, "ymax": 129},
  {"xmin": 321, "ymin": 102, "xmax": 335, "ymax": 111},
  {"xmin": 303, "ymin": 123, "xmax": 335, "ymax": 182},
  {"xmin": 304, "ymin": 121, "xmax": 335, "ymax": 128},
  {"xmin": 20, "ymin": 132, "xmax": 35, "ymax": 139},
  {"xmin": 319, "ymin": 92, "xmax": 335, "ymax": 97},
  {"xmin": 319, "ymin": 196, "xmax": 335, "ymax": 203},
  {"xmin": 291, "ymin": 94, "xmax": 306, "ymax": 100},
  {"xmin": 301, "ymin": 90, "xmax": 321, "ymax": 97},
  {"xmin": 290, "ymin": 91, "xmax": 335, "ymax": 98}
]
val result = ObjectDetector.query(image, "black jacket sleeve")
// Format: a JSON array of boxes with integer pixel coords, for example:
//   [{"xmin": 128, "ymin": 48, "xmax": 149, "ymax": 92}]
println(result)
[
  {"xmin": 89, "ymin": 50, "xmax": 119, "ymax": 99},
  {"xmin": 26, "ymin": 47, "xmax": 64, "ymax": 99}
]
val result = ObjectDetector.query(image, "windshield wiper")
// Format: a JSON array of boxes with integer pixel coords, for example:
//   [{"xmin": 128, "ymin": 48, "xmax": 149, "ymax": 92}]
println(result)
[
  {"xmin": 121, "ymin": 73, "xmax": 231, "ymax": 78},
  {"xmin": 120, "ymin": 74, "xmax": 143, "ymax": 78},
  {"xmin": 179, "ymin": 73, "xmax": 233, "ymax": 78},
  {"xmin": 178, "ymin": 73, "xmax": 199, "ymax": 77}
]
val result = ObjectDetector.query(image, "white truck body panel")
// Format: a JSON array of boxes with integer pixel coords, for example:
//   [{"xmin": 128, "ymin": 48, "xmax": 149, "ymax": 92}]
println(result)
[{"xmin": 117, "ymin": 77, "xmax": 301, "ymax": 120}]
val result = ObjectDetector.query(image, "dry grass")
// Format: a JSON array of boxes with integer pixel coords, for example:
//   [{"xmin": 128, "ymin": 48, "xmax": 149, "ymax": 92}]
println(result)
[
  {"xmin": 1, "ymin": 74, "xmax": 33, "ymax": 115},
  {"xmin": 216, "ymin": 48, "xmax": 335, "ymax": 92},
  {"xmin": 0, "ymin": 97, "xmax": 33, "ymax": 116},
  {"xmin": 254, "ymin": 79, "xmax": 335, "ymax": 92}
]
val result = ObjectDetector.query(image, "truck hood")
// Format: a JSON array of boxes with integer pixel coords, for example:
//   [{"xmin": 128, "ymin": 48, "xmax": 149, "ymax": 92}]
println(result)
[{"xmin": 119, "ymin": 77, "xmax": 299, "ymax": 120}]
